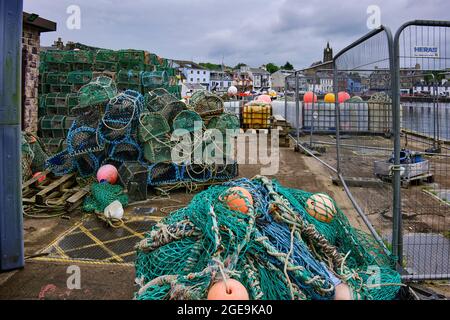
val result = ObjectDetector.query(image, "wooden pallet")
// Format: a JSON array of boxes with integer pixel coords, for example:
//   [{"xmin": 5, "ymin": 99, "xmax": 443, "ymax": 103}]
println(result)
[{"xmin": 22, "ymin": 171, "xmax": 90, "ymax": 216}]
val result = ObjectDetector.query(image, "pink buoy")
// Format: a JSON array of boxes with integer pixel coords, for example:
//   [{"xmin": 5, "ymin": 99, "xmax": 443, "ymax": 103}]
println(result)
[
  {"xmin": 303, "ymin": 91, "xmax": 318, "ymax": 103},
  {"xmin": 338, "ymin": 91, "xmax": 351, "ymax": 103},
  {"xmin": 97, "ymin": 164, "xmax": 118, "ymax": 184},
  {"xmin": 256, "ymin": 94, "xmax": 272, "ymax": 104}
]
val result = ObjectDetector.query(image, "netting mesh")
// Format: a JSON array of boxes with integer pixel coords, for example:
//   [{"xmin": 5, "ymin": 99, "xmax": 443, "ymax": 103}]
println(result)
[
  {"xmin": 83, "ymin": 182, "xmax": 129, "ymax": 213},
  {"xmin": 135, "ymin": 177, "xmax": 402, "ymax": 300},
  {"xmin": 78, "ymin": 76, "xmax": 117, "ymax": 108}
]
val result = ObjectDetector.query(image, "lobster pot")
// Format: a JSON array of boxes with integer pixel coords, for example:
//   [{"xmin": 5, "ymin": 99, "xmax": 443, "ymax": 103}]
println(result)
[
  {"xmin": 67, "ymin": 126, "xmax": 103, "ymax": 155},
  {"xmin": 173, "ymin": 110, "xmax": 203, "ymax": 133},
  {"xmin": 143, "ymin": 138, "xmax": 174, "ymax": 163},
  {"xmin": 95, "ymin": 49, "xmax": 118, "ymax": 63},
  {"xmin": 41, "ymin": 138, "xmax": 66, "ymax": 156},
  {"xmin": 68, "ymin": 71, "xmax": 93, "ymax": 85},
  {"xmin": 160, "ymin": 101, "xmax": 188, "ymax": 129},
  {"xmin": 213, "ymin": 162, "xmax": 239, "ymax": 181},
  {"xmin": 138, "ymin": 112, "xmax": 170, "ymax": 143},
  {"xmin": 190, "ymin": 90, "xmax": 224, "ymax": 117},
  {"xmin": 43, "ymin": 50, "xmax": 66, "ymax": 63},
  {"xmin": 214, "ymin": 113, "xmax": 240, "ymax": 134},
  {"xmin": 46, "ymin": 150, "xmax": 76, "ymax": 176},
  {"xmin": 108, "ymin": 139, "xmax": 143, "ymax": 164},
  {"xmin": 149, "ymin": 53, "xmax": 170, "ymax": 68},
  {"xmin": 99, "ymin": 89, "xmax": 144, "ymax": 143},
  {"xmin": 68, "ymin": 50, "xmax": 94, "ymax": 64},
  {"xmin": 242, "ymin": 103, "xmax": 271, "ymax": 129},
  {"xmin": 78, "ymin": 76, "xmax": 118, "ymax": 109},
  {"xmin": 75, "ymin": 152, "xmax": 102, "ymax": 178},
  {"xmin": 147, "ymin": 163, "xmax": 180, "ymax": 186},
  {"xmin": 39, "ymin": 115, "xmax": 74, "ymax": 138},
  {"xmin": 118, "ymin": 162, "xmax": 148, "ymax": 202},
  {"xmin": 93, "ymin": 61, "xmax": 119, "ymax": 73},
  {"xmin": 141, "ymin": 71, "xmax": 168, "ymax": 90},
  {"xmin": 118, "ymin": 49, "xmax": 147, "ymax": 65},
  {"xmin": 118, "ymin": 70, "xmax": 143, "ymax": 85},
  {"xmin": 44, "ymin": 72, "xmax": 68, "ymax": 85},
  {"xmin": 144, "ymin": 88, "xmax": 178, "ymax": 112},
  {"xmin": 72, "ymin": 108, "xmax": 101, "ymax": 128},
  {"xmin": 99, "ymin": 117, "xmax": 134, "ymax": 144},
  {"xmin": 42, "ymin": 93, "xmax": 68, "ymax": 115},
  {"xmin": 181, "ymin": 164, "xmax": 212, "ymax": 182}
]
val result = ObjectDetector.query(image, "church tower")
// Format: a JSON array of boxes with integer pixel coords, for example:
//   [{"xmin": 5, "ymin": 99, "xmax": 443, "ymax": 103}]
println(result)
[{"xmin": 323, "ymin": 42, "xmax": 333, "ymax": 63}]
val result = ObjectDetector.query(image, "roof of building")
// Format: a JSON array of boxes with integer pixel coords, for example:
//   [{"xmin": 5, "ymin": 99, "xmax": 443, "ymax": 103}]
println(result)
[
  {"xmin": 249, "ymin": 68, "xmax": 270, "ymax": 75},
  {"xmin": 23, "ymin": 12, "xmax": 57, "ymax": 33},
  {"xmin": 173, "ymin": 60, "xmax": 206, "ymax": 70},
  {"xmin": 183, "ymin": 83, "xmax": 206, "ymax": 90}
]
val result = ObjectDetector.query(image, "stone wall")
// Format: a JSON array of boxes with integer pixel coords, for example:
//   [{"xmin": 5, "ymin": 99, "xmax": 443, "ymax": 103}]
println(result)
[{"xmin": 22, "ymin": 25, "xmax": 40, "ymax": 133}]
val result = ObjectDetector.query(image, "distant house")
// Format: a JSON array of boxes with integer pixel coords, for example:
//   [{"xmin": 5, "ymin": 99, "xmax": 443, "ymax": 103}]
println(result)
[
  {"xmin": 271, "ymin": 70, "xmax": 294, "ymax": 92},
  {"xmin": 180, "ymin": 82, "xmax": 206, "ymax": 98},
  {"xmin": 347, "ymin": 74, "xmax": 362, "ymax": 94},
  {"xmin": 210, "ymin": 71, "xmax": 233, "ymax": 93},
  {"xmin": 173, "ymin": 60, "xmax": 211, "ymax": 90},
  {"xmin": 232, "ymin": 66, "xmax": 271, "ymax": 92}
]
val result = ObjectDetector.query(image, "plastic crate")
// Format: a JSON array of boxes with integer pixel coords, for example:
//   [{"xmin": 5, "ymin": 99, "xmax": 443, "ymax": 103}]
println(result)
[
  {"xmin": 68, "ymin": 71, "xmax": 93, "ymax": 85},
  {"xmin": 118, "ymin": 161, "xmax": 148, "ymax": 202}
]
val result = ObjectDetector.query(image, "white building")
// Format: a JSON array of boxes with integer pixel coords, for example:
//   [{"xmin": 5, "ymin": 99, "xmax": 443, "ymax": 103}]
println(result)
[
  {"xmin": 233, "ymin": 66, "xmax": 272, "ymax": 92},
  {"xmin": 173, "ymin": 60, "xmax": 211, "ymax": 90},
  {"xmin": 210, "ymin": 71, "xmax": 233, "ymax": 93}
]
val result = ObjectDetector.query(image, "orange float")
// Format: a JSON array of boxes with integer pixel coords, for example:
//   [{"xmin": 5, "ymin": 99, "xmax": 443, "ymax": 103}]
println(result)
[
  {"xmin": 207, "ymin": 279, "xmax": 249, "ymax": 300},
  {"xmin": 303, "ymin": 91, "xmax": 318, "ymax": 103},
  {"xmin": 33, "ymin": 172, "xmax": 46, "ymax": 184},
  {"xmin": 305, "ymin": 193, "xmax": 337, "ymax": 223},
  {"xmin": 324, "ymin": 93, "xmax": 335, "ymax": 103},
  {"xmin": 224, "ymin": 187, "xmax": 253, "ymax": 214},
  {"xmin": 97, "ymin": 164, "xmax": 118, "ymax": 184},
  {"xmin": 338, "ymin": 91, "xmax": 351, "ymax": 103}
]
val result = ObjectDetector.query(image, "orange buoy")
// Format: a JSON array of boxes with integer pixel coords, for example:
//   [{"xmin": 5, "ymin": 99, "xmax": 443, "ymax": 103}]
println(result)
[
  {"xmin": 224, "ymin": 187, "xmax": 253, "ymax": 214},
  {"xmin": 207, "ymin": 279, "xmax": 249, "ymax": 300},
  {"xmin": 33, "ymin": 172, "xmax": 46, "ymax": 184},
  {"xmin": 303, "ymin": 91, "xmax": 318, "ymax": 103},
  {"xmin": 97, "ymin": 164, "xmax": 118, "ymax": 184},
  {"xmin": 305, "ymin": 193, "xmax": 337, "ymax": 223}
]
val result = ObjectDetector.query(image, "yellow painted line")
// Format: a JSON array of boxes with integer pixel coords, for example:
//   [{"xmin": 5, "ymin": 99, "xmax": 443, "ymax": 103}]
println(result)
[
  {"xmin": 54, "ymin": 244, "xmax": 70, "ymax": 259},
  {"xmin": 38, "ymin": 222, "xmax": 83, "ymax": 253},
  {"xmin": 121, "ymin": 224, "xmax": 145, "ymax": 239},
  {"xmin": 79, "ymin": 225, "xmax": 124, "ymax": 263},
  {"xmin": 103, "ymin": 251, "xmax": 136, "ymax": 262},
  {"xmin": 62, "ymin": 234, "xmax": 139, "ymax": 253}
]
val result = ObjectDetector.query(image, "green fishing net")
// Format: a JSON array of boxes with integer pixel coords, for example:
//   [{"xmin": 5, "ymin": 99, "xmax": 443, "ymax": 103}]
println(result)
[
  {"xmin": 134, "ymin": 176, "xmax": 402, "ymax": 301},
  {"xmin": 83, "ymin": 182, "xmax": 129, "ymax": 213}
]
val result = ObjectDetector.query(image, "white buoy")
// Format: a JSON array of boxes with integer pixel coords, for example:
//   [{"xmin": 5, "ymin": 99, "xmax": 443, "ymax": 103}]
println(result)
[
  {"xmin": 227, "ymin": 86, "xmax": 238, "ymax": 96},
  {"xmin": 104, "ymin": 200, "xmax": 124, "ymax": 220}
]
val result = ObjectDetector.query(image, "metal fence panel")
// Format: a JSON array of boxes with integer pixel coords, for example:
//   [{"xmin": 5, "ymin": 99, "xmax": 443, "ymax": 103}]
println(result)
[{"xmin": 394, "ymin": 21, "xmax": 450, "ymax": 280}]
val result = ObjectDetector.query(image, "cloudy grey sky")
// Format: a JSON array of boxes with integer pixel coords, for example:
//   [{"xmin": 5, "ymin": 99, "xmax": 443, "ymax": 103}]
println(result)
[{"xmin": 24, "ymin": 0, "xmax": 449, "ymax": 69}]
